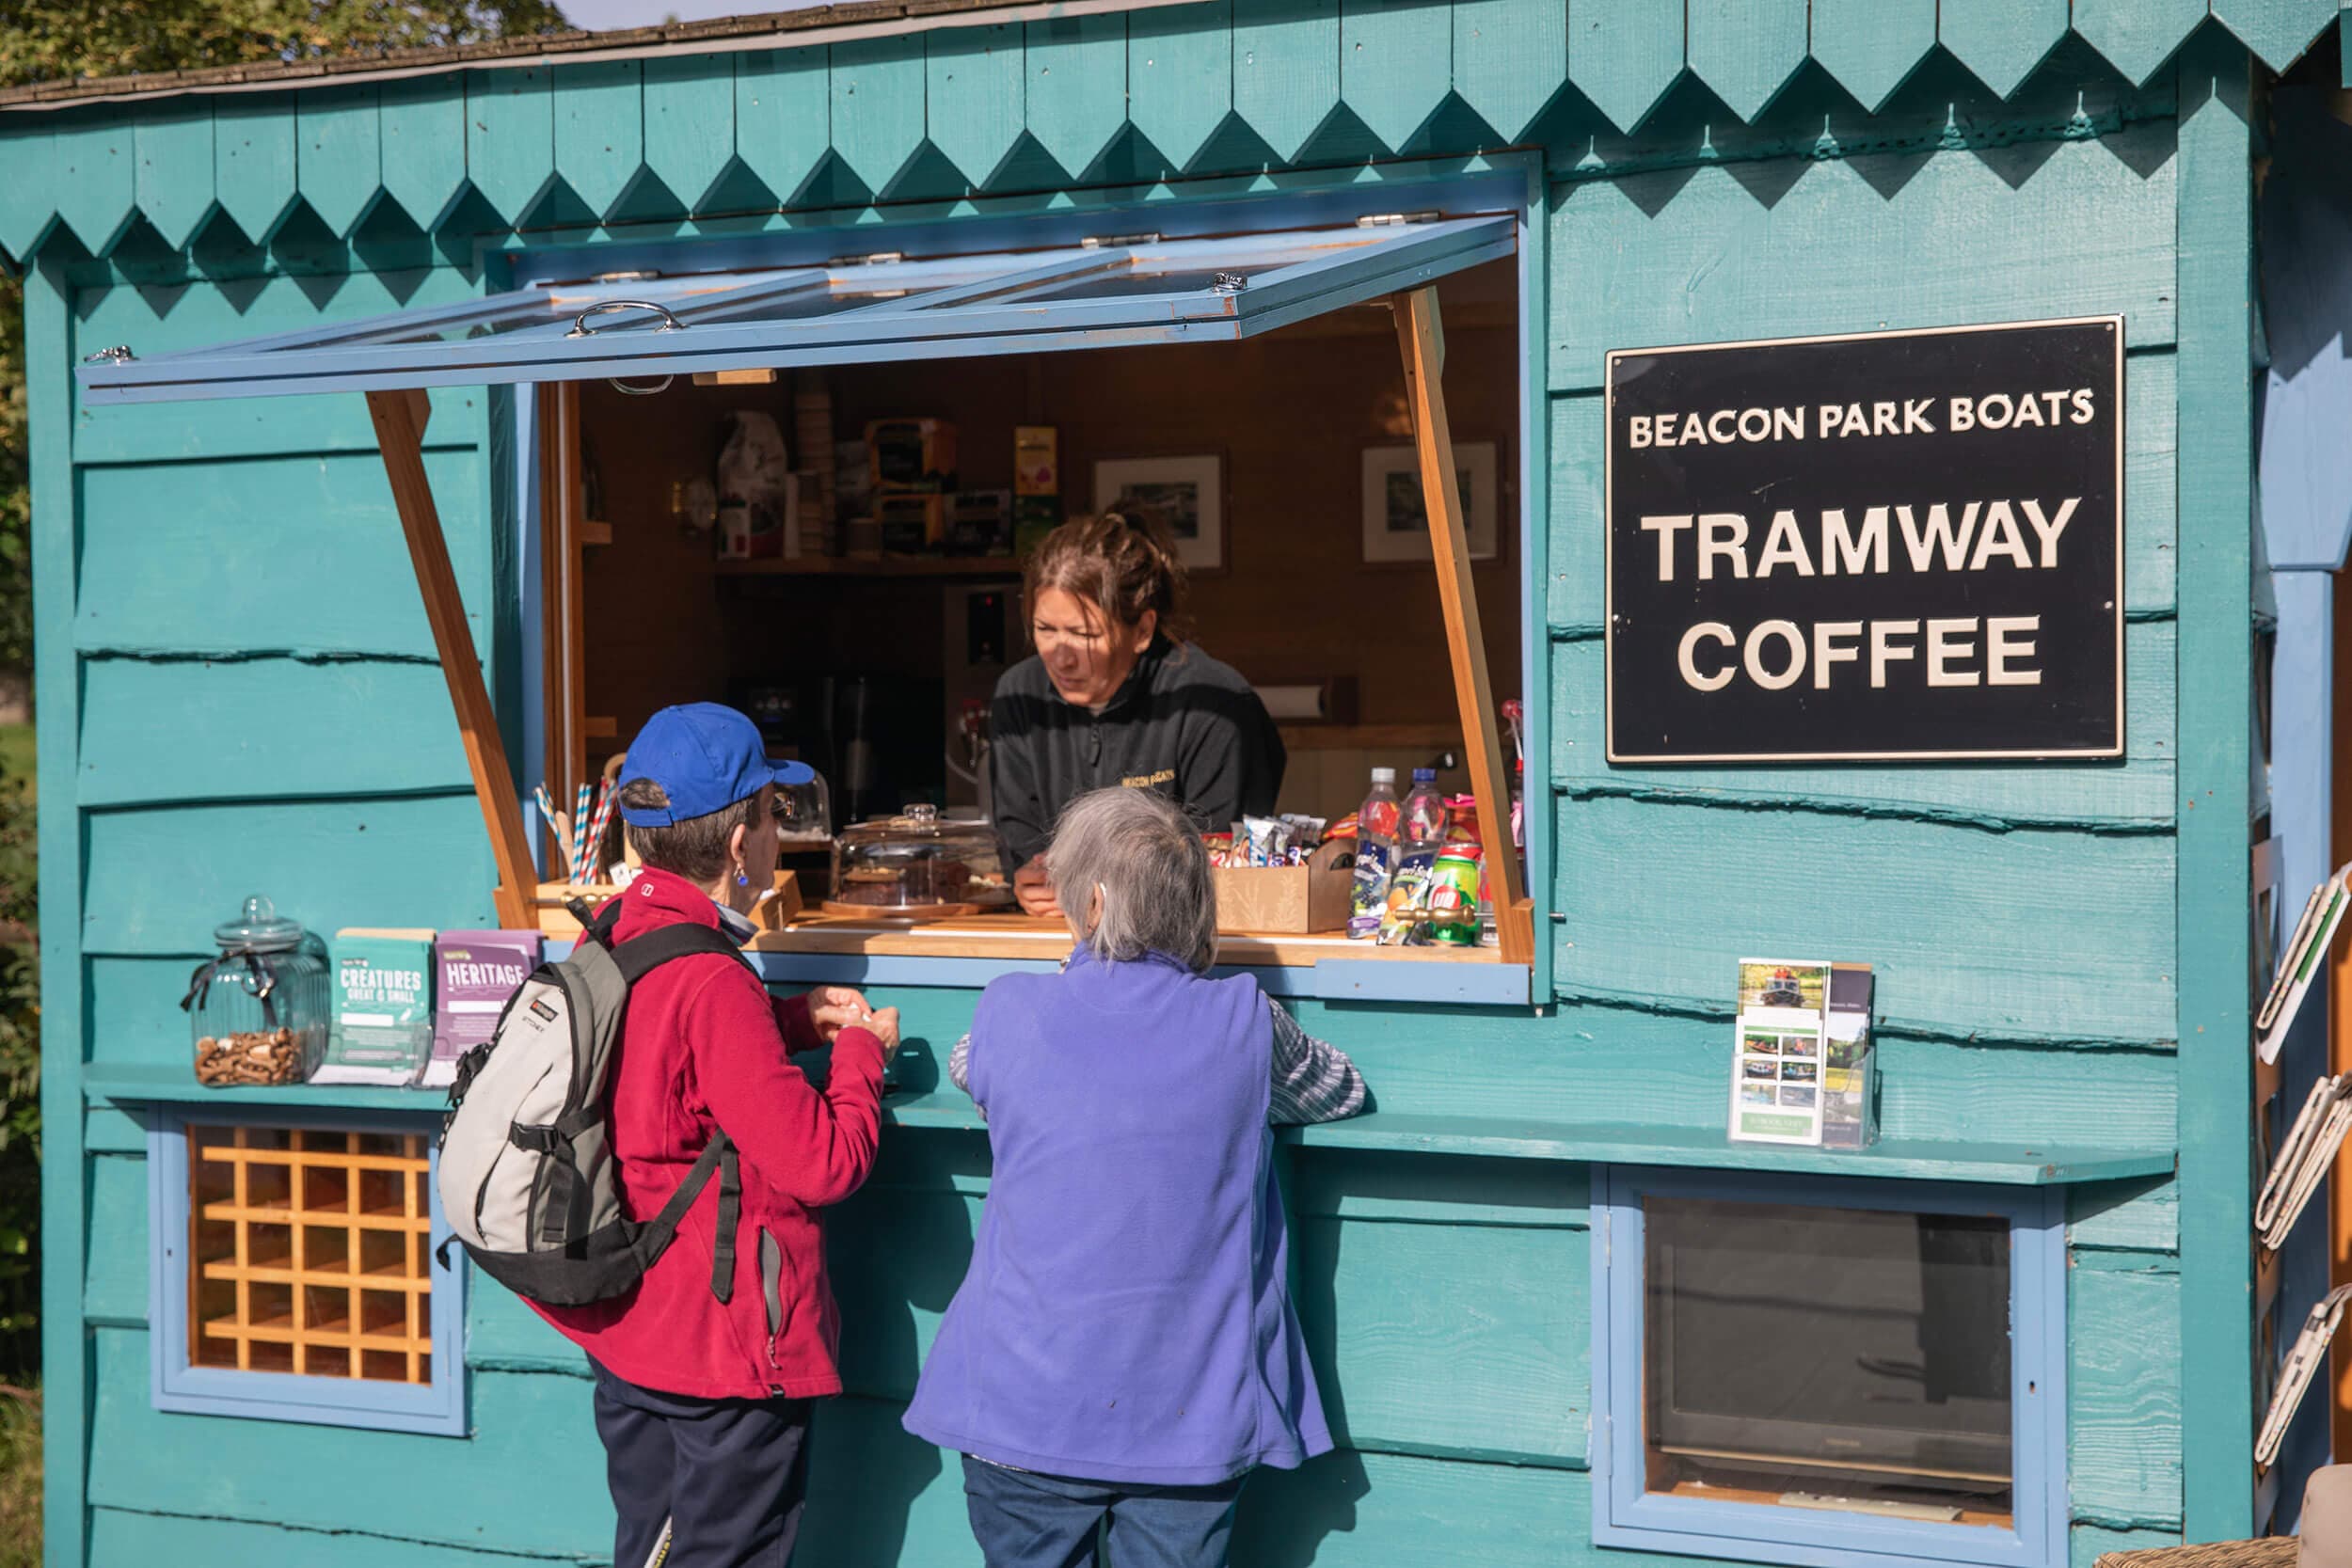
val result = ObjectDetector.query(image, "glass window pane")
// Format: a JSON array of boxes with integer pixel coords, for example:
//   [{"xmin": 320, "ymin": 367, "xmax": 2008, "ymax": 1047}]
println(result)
[
  {"xmin": 670, "ymin": 282, "xmax": 936, "ymax": 328},
  {"xmin": 1018, "ymin": 260, "xmax": 1293, "ymax": 304},
  {"xmin": 1643, "ymin": 1196, "xmax": 2013, "ymax": 1526}
]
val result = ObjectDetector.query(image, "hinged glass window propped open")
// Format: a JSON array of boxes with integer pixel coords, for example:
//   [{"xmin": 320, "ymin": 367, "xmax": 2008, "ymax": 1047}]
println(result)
[{"xmin": 76, "ymin": 215, "xmax": 1516, "ymax": 404}]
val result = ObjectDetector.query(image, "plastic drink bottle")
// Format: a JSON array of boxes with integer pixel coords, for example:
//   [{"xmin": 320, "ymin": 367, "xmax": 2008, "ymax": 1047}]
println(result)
[
  {"xmin": 1400, "ymin": 768, "xmax": 1449, "ymax": 854},
  {"xmin": 1348, "ymin": 768, "xmax": 1401, "ymax": 939}
]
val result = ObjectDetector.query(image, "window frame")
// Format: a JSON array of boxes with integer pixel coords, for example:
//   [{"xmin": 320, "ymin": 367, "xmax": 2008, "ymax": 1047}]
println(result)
[
  {"xmin": 146, "ymin": 1106, "xmax": 469, "ymax": 1437},
  {"xmin": 1590, "ymin": 1165, "xmax": 2068, "ymax": 1568}
]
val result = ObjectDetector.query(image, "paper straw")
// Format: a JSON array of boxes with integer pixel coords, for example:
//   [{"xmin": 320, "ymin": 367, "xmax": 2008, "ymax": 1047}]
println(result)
[
  {"xmin": 572, "ymin": 783, "xmax": 593, "ymax": 883},
  {"xmin": 533, "ymin": 784, "xmax": 574, "ymax": 877},
  {"xmin": 580, "ymin": 782, "xmax": 618, "ymax": 886}
]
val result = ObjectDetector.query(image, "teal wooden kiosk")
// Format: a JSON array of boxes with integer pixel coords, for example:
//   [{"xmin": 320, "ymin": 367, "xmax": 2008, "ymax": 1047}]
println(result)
[{"xmin": 8, "ymin": 4, "xmax": 2349, "ymax": 1564}]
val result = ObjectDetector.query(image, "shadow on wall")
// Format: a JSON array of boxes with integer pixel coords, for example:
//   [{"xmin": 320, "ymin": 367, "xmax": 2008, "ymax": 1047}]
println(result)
[{"xmin": 801, "ymin": 1069, "xmax": 976, "ymax": 1564}]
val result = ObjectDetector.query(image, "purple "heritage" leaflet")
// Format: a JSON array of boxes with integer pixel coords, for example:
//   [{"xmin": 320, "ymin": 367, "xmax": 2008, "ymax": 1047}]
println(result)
[{"xmin": 423, "ymin": 929, "xmax": 542, "ymax": 1088}]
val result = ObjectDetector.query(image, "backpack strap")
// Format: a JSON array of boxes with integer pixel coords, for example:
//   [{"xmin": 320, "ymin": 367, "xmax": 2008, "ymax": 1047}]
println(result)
[
  {"xmin": 607, "ymin": 918, "xmax": 755, "ymax": 1305},
  {"xmin": 629, "ymin": 1132, "xmax": 739, "ymax": 1299},
  {"xmin": 611, "ymin": 921, "xmax": 753, "ymax": 982}
]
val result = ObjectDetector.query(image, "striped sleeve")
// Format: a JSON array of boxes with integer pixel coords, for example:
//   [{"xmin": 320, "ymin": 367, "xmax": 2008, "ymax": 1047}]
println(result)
[
  {"xmin": 949, "ymin": 1032, "xmax": 977, "ymax": 1106},
  {"xmin": 1267, "ymin": 999, "xmax": 1368, "ymax": 1126}
]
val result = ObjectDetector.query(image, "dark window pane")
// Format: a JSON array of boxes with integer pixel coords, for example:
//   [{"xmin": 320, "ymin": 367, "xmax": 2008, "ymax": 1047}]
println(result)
[{"xmin": 1643, "ymin": 1196, "xmax": 2013, "ymax": 1525}]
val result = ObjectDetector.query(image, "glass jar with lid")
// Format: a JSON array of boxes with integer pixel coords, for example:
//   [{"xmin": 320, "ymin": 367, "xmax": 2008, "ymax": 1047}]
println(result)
[
  {"xmin": 827, "ymin": 804, "xmax": 1009, "ymax": 918},
  {"xmin": 183, "ymin": 895, "xmax": 331, "ymax": 1085}
]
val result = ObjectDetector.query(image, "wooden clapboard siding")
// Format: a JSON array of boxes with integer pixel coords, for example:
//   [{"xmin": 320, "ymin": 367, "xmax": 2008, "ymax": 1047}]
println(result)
[
  {"xmin": 1567, "ymin": 0, "xmax": 1685, "ymax": 135},
  {"xmin": 551, "ymin": 60, "xmax": 645, "ymax": 223},
  {"xmin": 1552, "ymin": 795, "xmax": 2178, "ymax": 1045},
  {"xmin": 463, "ymin": 1267, "xmax": 582, "ymax": 1371},
  {"xmin": 87, "ymin": 1509, "xmax": 605, "ymax": 1568},
  {"xmin": 84, "ymin": 957, "xmax": 207, "ymax": 1068},
  {"xmin": 1295, "ymin": 1196, "xmax": 1587, "ymax": 1465},
  {"xmin": 82, "ymin": 1153, "xmax": 147, "ymax": 1328},
  {"xmin": 1340, "ymin": 0, "xmax": 1455, "ymax": 154},
  {"xmin": 87, "ymin": 1328, "xmax": 612, "ymax": 1560},
  {"xmin": 1940, "ymin": 0, "xmax": 2074, "ymax": 99},
  {"xmin": 78, "ymin": 658, "xmax": 474, "ymax": 807},
  {"xmin": 214, "ymin": 97, "xmax": 300, "ymax": 244},
  {"xmin": 2071, "ymin": 1179, "xmax": 2181, "ymax": 1254},
  {"xmin": 296, "ymin": 85, "xmax": 385, "ymax": 240},
  {"xmin": 1126, "ymin": 3, "xmax": 1232, "ymax": 170},
  {"xmin": 1546, "ymin": 352, "xmax": 2182, "ymax": 633},
  {"xmin": 642, "ymin": 54, "xmax": 739, "ymax": 214},
  {"xmin": 2071, "ymin": 1258, "xmax": 2185, "ymax": 1528},
  {"xmin": 75, "ymin": 451, "xmax": 488, "ymax": 658},
  {"xmin": 53, "ymin": 117, "xmax": 136, "ymax": 257},
  {"xmin": 82, "ymin": 798, "xmax": 500, "ymax": 958},
  {"xmin": 1548, "ymin": 126, "xmax": 2180, "ymax": 392},
  {"xmin": 926, "ymin": 24, "xmax": 1026, "ymax": 189},
  {"xmin": 133, "ymin": 103, "xmax": 218, "ymax": 252}
]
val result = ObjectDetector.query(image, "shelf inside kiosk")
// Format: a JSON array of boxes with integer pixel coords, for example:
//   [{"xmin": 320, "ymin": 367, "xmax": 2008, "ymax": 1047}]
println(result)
[{"xmin": 77, "ymin": 212, "xmax": 1532, "ymax": 977}]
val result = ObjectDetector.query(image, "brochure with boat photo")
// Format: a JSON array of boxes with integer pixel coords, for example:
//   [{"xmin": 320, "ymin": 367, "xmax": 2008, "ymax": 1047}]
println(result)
[{"xmin": 1729, "ymin": 959, "xmax": 1832, "ymax": 1145}]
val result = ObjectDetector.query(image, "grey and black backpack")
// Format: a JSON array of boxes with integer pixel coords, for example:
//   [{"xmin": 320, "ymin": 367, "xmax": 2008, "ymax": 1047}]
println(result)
[{"xmin": 436, "ymin": 899, "xmax": 745, "ymax": 1308}]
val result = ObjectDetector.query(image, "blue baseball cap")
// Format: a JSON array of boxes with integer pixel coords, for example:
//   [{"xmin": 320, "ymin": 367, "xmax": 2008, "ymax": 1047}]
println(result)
[{"xmin": 616, "ymin": 703, "xmax": 816, "ymax": 827}]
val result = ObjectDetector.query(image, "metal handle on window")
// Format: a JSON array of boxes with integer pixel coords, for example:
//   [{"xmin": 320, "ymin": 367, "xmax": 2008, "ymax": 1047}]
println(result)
[{"xmin": 566, "ymin": 299, "xmax": 686, "ymax": 339}]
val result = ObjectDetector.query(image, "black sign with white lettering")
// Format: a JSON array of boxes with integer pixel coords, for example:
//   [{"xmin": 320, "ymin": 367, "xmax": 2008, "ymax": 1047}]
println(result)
[{"xmin": 1604, "ymin": 317, "xmax": 2124, "ymax": 763}]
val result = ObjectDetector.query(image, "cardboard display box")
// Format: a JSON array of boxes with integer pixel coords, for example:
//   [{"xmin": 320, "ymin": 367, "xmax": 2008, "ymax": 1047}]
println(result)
[{"xmin": 1212, "ymin": 841, "xmax": 1352, "ymax": 935}]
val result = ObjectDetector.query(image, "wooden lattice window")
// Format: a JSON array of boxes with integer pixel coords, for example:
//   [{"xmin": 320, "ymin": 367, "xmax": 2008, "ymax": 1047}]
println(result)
[
  {"xmin": 150, "ymin": 1111, "xmax": 466, "ymax": 1434},
  {"xmin": 187, "ymin": 1126, "xmax": 435, "ymax": 1383}
]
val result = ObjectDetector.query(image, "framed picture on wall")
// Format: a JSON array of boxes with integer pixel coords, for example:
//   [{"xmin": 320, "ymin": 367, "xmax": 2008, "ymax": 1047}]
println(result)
[
  {"xmin": 1093, "ymin": 454, "xmax": 1224, "ymax": 572},
  {"xmin": 1361, "ymin": 441, "xmax": 1499, "ymax": 562}
]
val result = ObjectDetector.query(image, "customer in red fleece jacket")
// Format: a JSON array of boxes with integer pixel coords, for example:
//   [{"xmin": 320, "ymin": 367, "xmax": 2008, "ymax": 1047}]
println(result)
[{"xmin": 531, "ymin": 703, "xmax": 898, "ymax": 1568}]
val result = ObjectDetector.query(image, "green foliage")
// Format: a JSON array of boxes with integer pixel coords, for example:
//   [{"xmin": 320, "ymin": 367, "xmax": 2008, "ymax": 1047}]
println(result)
[
  {"xmin": 0, "ymin": 2, "xmax": 570, "ymax": 89},
  {"xmin": 0, "ymin": 742, "xmax": 34, "ymax": 1383},
  {"xmin": 0, "ymin": 1391, "xmax": 37, "ymax": 1568}
]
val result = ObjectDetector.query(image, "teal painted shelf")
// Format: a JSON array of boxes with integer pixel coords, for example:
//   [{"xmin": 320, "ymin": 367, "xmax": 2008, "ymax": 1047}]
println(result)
[
  {"xmin": 1279, "ymin": 1114, "xmax": 2176, "ymax": 1184},
  {"xmin": 872, "ymin": 1093, "xmax": 2171, "ymax": 1185},
  {"xmin": 86, "ymin": 1071, "xmax": 2173, "ymax": 1186},
  {"xmin": 84, "ymin": 1064, "xmax": 449, "ymax": 1115}
]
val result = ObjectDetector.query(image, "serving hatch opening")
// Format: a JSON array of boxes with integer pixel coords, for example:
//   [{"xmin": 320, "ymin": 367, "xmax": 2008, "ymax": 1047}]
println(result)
[{"xmin": 83, "ymin": 209, "xmax": 1534, "ymax": 973}]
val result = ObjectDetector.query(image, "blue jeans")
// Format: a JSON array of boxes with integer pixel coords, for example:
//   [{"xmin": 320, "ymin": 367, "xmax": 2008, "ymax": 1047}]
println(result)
[{"xmin": 960, "ymin": 1453, "xmax": 1245, "ymax": 1568}]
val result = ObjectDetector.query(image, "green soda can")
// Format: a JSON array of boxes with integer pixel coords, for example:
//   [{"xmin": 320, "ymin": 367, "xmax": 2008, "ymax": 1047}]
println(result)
[{"xmin": 1426, "ymin": 846, "xmax": 1484, "ymax": 945}]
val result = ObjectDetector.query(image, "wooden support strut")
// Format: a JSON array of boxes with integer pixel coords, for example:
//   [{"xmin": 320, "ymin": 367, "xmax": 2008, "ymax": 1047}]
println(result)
[
  {"xmin": 366, "ymin": 388, "xmax": 537, "ymax": 929},
  {"xmin": 1392, "ymin": 287, "xmax": 1534, "ymax": 966}
]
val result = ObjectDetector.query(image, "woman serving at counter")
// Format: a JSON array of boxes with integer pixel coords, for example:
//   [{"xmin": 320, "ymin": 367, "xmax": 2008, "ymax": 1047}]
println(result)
[{"xmin": 990, "ymin": 512, "xmax": 1286, "ymax": 917}]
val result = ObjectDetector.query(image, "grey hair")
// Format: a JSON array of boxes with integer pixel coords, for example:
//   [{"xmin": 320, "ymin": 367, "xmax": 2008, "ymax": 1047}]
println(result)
[{"xmin": 1047, "ymin": 787, "xmax": 1218, "ymax": 974}]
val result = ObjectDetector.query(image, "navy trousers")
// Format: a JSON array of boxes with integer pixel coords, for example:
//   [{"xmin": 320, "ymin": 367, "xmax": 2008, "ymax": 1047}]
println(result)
[
  {"xmin": 592, "ymin": 1360, "xmax": 814, "ymax": 1568},
  {"xmin": 960, "ymin": 1453, "xmax": 1245, "ymax": 1568}
]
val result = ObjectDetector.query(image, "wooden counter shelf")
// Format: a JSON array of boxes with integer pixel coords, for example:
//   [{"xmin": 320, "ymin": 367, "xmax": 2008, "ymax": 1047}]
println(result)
[
  {"xmin": 746, "ymin": 910, "xmax": 1530, "ymax": 1004},
  {"xmin": 755, "ymin": 911, "xmax": 1491, "ymax": 964}
]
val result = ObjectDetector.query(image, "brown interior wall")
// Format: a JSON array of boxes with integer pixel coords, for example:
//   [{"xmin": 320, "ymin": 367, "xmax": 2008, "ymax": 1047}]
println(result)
[{"xmin": 575, "ymin": 265, "xmax": 1520, "ymax": 819}]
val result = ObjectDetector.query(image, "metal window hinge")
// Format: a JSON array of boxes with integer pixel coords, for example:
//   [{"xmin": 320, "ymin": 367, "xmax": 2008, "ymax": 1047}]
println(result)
[
  {"xmin": 829, "ymin": 250, "xmax": 905, "ymax": 267},
  {"xmin": 1211, "ymin": 272, "xmax": 1248, "ymax": 295},
  {"xmin": 1083, "ymin": 231, "xmax": 1163, "ymax": 248},
  {"xmin": 83, "ymin": 345, "xmax": 134, "ymax": 364},
  {"xmin": 1356, "ymin": 210, "xmax": 1442, "ymax": 228},
  {"xmin": 592, "ymin": 269, "xmax": 661, "ymax": 283}
]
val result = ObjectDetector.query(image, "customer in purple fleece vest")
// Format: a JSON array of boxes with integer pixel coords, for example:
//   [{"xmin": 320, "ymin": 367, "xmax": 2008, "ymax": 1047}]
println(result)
[{"xmin": 903, "ymin": 786, "xmax": 1367, "ymax": 1568}]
